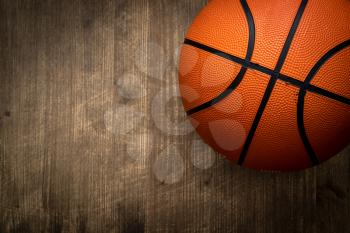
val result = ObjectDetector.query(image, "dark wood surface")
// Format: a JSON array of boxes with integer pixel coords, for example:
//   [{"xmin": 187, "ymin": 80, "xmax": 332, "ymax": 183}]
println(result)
[{"xmin": 0, "ymin": 0, "xmax": 349, "ymax": 232}]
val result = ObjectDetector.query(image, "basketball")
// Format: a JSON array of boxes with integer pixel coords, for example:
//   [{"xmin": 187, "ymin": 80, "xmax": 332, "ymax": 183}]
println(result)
[{"xmin": 179, "ymin": 0, "xmax": 350, "ymax": 171}]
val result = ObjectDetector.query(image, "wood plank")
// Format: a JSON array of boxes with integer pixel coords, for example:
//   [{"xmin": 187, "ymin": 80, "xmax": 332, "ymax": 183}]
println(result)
[{"xmin": 0, "ymin": 0, "xmax": 348, "ymax": 232}]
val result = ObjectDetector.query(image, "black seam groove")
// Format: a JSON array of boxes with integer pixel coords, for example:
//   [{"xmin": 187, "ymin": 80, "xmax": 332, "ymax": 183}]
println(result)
[
  {"xmin": 297, "ymin": 90, "xmax": 319, "ymax": 165},
  {"xmin": 297, "ymin": 39, "xmax": 350, "ymax": 165},
  {"xmin": 183, "ymin": 1, "xmax": 350, "ymax": 167},
  {"xmin": 238, "ymin": 0, "xmax": 309, "ymax": 165},
  {"xmin": 184, "ymin": 39, "xmax": 302, "ymax": 87},
  {"xmin": 303, "ymin": 40, "xmax": 350, "ymax": 86},
  {"xmin": 308, "ymin": 84, "xmax": 350, "ymax": 105},
  {"xmin": 185, "ymin": 39, "xmax": 350, "ymax": 167},
  {"xmin": 183, "ymin": 39, "xmax": 350, "ymax": 106},
  {"xmin": 185, "ymin": 0, "xmax": 255, "ymax": 116}
]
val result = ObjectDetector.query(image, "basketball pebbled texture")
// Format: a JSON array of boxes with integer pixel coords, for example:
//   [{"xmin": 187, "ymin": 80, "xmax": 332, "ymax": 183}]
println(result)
[{"xmin": 178, "ymin": 0, "xmax": 350, "ymax": 171}]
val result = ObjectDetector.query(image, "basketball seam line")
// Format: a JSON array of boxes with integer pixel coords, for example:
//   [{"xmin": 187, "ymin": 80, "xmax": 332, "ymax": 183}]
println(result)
[
  {"xmin": 184, "ymin": 40, "xmax": 350, "ymax": 167},
  {"xmin": 296, "ymin": 39, "xmax": 350, "ymax": 165},
  {"xmin": 184, "ymin": 39, "xmax": 350, "ymax": 168},
  {"xmin": 183, "ymin": 39, "xmax": 350, "ymax": 110},
  {"xmin": 185, "ymin": 0, "xmax": 255, "ymax": 116},
  {"xmin": 183, "ymin": 0, "xmax": 350, "ymax": 168},
  {"xmin": 238, "ymin": 0, "xmax": 310, "ymax": 165}
]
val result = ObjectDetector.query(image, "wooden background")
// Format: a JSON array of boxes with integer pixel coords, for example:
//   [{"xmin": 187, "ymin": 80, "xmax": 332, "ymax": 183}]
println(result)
[{"xmin": 0, "ymin": 0, "xmax": 349, "ymax": 232}]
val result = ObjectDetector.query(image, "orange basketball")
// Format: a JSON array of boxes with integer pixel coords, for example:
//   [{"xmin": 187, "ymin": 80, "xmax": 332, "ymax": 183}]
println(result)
[{"xmin": 178, "ymin": 0, "xmax": 350, "ymax": 171}]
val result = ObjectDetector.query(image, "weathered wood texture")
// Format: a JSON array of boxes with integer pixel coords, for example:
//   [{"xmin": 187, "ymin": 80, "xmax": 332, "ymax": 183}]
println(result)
[{"xmin": 0, "ymin": 0, "xmax": 349, "ymax": 232}]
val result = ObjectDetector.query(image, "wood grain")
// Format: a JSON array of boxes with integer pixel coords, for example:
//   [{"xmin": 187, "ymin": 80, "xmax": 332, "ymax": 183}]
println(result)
[{"xmin": 0, "ymin": 0, "xmax": 349, "ymax": 232}]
